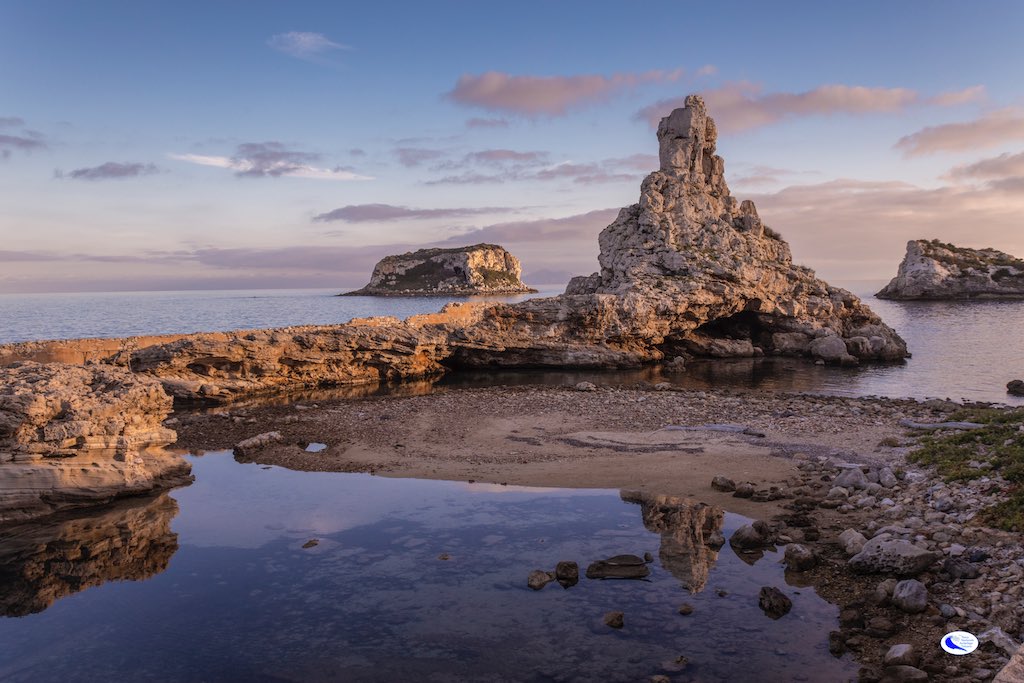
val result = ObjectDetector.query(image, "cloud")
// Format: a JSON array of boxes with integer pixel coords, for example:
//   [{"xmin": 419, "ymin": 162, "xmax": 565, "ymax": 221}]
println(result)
[
  {"xmin": 894, "ymin": 108, "xmax": 1024, "ymax": 156},
  {"xmin": 927, "ymin": 85, "xmax": 987, "ymax": 107},
  {"xmin": 947, "ymin": 151, "xmax": 1024, "ymax": 181},
  {"xmin": 426, "ymin": 153, "xmax": 652, "ymax": 186},
  {"xmin": 447, "ymin": 69, "xmax": 684, "ymax": 116},
  {"xmin": 638, "ymin": 82, "xmax": 928, "ymax": 132},
  {"xmin": 312, "ymin": 204, "xmax": 512, "ymax": 223},
  {"xmin": 731, "ymin": 165, "xmax": 818, "ymax": 187},
  {"xmin": 58, "ymin": 161, "xmax": 159, "ymax": 181},
  {"xmin": 465, "ymin": 149, "xmax": 546, "ymax": 165},
  {"xmin": 746, "ymin": 177, "xmax": 1024, "ymax": 280},
  {"xmin": 0, "ymin": 132, "xmax": 46, "ymax": 159},
  {"xmin": 0, "ymin": 117, "xmax": 25, "ymax": 127},
  {"xmin": 466, "ymin": 117, "xmax": 509, "ymax": 129},
  {"xmin": 170, "ymin": 142, "xmax": 371, "ymax": 180},
  {"xmin": 394, "ymin": 147, "xmax": 445, "ymax": 167},
  {"xmin": 267, "ymin": 32, "xmax": 350, "ymax": 61}
]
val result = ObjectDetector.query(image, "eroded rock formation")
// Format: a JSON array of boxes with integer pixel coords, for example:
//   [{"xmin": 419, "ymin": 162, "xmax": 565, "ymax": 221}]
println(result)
[
  {"xmin": 344, "ymin": 244, "xmax": 537, "ymax": 296},
  {"xmin": 877, "ymin": 239, "xmax": 1024, "ymax": 300},
  {"xmin": 0, "ymin": 493, "xmax": 178, "ymax": 616},
  {"xmin": 0, "ymin": 362, "xmax": 191, "ymax": 523}
]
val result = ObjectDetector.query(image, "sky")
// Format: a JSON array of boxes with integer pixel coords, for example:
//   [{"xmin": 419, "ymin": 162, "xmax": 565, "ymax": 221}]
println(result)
[{"xmin": 2, "ymin": 0, "xmax": 1024, "ymax": 293}]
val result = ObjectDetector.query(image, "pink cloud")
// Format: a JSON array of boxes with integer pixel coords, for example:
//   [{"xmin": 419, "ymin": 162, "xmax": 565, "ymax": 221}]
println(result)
[
  {"xmin": 895, "ymin": 108, "xmax": 1024, "ymax": 156},
  {"xmin": 948, "ymin": 151, "xmax": 1024, "ymax": 181},
  {"xmin": 638, "ymin": 82, "xmax": 922, "ymax": 132},
  {"xmin": 927, "ymin": 85, "xmax": 986, "ymax": 106},
  {"xmin": 447, "ymin": 69, "xmax": 684, "ymax": 116}
]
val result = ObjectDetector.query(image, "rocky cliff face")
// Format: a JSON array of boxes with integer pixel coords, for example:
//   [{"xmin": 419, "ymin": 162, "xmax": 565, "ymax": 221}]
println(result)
[
  {"xmin": 0, "ymin": 362, "xmax": 191, "ymax": 523},
  {"xmin": 345, "ymin": 244, "xmax": 537, "ymax": 296},
  {"xmin": 877, "ymin": 239, "xmax": 1024, "ymax": 300}
]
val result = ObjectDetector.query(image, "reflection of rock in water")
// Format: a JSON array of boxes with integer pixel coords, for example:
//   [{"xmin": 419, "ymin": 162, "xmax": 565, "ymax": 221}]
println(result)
[
  {"xmin": 0, "ymin": 493, "xmax": 178, "ymax": 617},
  {"xmin": 621, "ymin": 490, "xmax": 724, "ymax": 593}
]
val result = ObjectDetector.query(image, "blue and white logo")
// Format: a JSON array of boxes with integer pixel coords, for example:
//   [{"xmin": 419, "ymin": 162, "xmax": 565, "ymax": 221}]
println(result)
[{"xmin": 941, "ymin": 631, "xmax": 979, "ymax": 655}]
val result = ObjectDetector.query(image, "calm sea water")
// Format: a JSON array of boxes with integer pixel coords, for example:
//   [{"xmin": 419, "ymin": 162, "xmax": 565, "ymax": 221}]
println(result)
[
  {"xmin": 0, "ymin": 453, "xmax": 854, "ymax": 682},
  {"xmin": 0, "ymin": 283, "xmax": 1021, "ymax": 405}
]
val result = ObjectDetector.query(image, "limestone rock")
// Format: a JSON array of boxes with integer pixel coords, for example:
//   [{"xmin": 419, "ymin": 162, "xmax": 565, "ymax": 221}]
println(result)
[
  {"xmin": 838, "ymin": 529, "xmax": 868, "ymax": 556},
  {"xmin": 995, "ymin": 645, "xmax": 1024, "ymax": 682},
  {"xmin": 0, "ymin": 362, "xmax": 191, "ymax": 524},
  {"xmin": 877, "ymin": 239, "xmax": 1024, "ymax": 300},
  {"xmin": 585, "ymin": 554, "xmax": 650, "ymax": 580},
  {"xmin": 783, "ymin": 543, "xmax": 818, "ymax": 572},
  {"xmin": 884, "ymin": 644, "xmax": 920, "ymax": 668},
  {"xmin": 849, "ymin": 538, "xmax": 940, "ymax": 576},
  {"xmin": 527, "ymin": 569, "xmax": 554, "ymax": 591},
  {"xmin": 890, "ymin": 579, "xmax": 928, "ymax": 613},
  {"xmin": 343, "ymin": 243, "xmax": 537, "ymax": 296}
]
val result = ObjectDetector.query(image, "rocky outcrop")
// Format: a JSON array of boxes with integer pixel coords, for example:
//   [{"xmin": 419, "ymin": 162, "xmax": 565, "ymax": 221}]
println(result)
[
  {"xmin": 344, "ymin": 243, "xmax": 537, "ymax": 296},
  {"xmin": 556, "ymin": 95, "xmax": 907, "ymax": 365},
  {"xmin": 877, "ymin": 239, "xmax": 1024, "ymax": 300},
  {"xmin": 0, "ymin": 362, "xmax": 191, "ymax": 524},
  {"xmin": 0, "ymin": 493, "xmax": 178, "ymax": 616}
]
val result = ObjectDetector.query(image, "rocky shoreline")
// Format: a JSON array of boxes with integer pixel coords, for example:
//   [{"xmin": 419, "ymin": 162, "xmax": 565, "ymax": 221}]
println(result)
[{"xmin": 167, "ymin": 382, "xmax": 1024, "ymax": 682}]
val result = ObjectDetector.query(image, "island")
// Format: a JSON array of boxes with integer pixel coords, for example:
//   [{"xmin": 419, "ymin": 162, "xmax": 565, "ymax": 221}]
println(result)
[
  {"xmin": 877, "ymin": 239, "xmax": 1024, "ymax": 300},
  {"xmin": 342, "ymin": 244, "xmax": 538, "ymax": 296}
]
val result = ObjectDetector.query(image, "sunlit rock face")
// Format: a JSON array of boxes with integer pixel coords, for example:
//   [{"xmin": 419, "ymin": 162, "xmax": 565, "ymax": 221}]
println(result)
[
  {"xmin": 0, "ymin": 493, "xmax": 178, "ymax": 616},
  {"xmin": 558, "ymin": 94, "xmax": 908, "ymax": 366},
  {"xmin": 0, "ymin": 362, "xmax": 191, "ymax": 524},
  {"xmin": 623, "ymin": 491, "xmax": 725, "ymax": 593},
  {"xmin": 877, "ymin": 239, "xmax": 1024, "ymax": 300},
  {"xmin": 344, "ymin": 244, "xmax": 537, "ymax": 296}
]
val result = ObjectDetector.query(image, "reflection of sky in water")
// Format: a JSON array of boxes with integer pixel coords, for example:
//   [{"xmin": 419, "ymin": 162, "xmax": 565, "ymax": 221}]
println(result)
[{"xmin": 0, "ymin": 453, "xmax": 856, "ymax": 682}]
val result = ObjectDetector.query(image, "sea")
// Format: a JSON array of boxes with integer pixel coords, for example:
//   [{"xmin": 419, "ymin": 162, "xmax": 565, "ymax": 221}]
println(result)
[{"xmin": 0, "ymin": 282, "xmax": 1021, "ymax": 406}]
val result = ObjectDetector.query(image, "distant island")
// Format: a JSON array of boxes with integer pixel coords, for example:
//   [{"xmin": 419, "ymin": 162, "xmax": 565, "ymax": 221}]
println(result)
[
  {"xmin": 877, "ymin": 239, "xmax": 1024, "ymax": 300},
  {"xmin": 341, "ymin": 243, "xmax": 537, "ymax": 297}
]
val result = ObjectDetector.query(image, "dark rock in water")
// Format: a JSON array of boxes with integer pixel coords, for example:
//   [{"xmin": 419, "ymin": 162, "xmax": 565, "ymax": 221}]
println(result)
[
  {"xmin": 301, "ymin": 539, "xmax": 319, "ymax": 549},
  {"xmin": 603, "ymin": 611, "xmax": 624, "ymax": 629},
  {"xmin": 783, "ymin": 543, "xmax": 818, "ymax": 572},
  {"xmin": 729, "ymin": 521, "xmax": 773, "ymax": 549},
  {"xmin": 643, "ymin": 551, "xmax": 654, "ymax": 563},
  {"xmin": 828, "ymin": 631, "xmax": 846, "ymax": 656},
  {"xmin": 711, "ymin": 475, "xmax": 736, "ymax": 492},
  {"xmin": 677, "ymin": 603, "xmax": 694, "ymax": 616},
  {"xmin": 1008, "ymin": 379, "xmax": 1024, "ymax": 396},
  {"xmin": 758, "ymin": 586, "xmax": 792, "ymax": 619},
  {"xmin": 527, "ymin": 569, "xmax": 555, "ymax": 591},
  {"xmin": 586, "ymin": 554, "xmax": 650, "ymax": 580},
  {"xmin": 342, "ymin": 243, "xmax": 536, "ymax": 296},
  {"xmin": 555, "ymin": 561, "xmax": 579, "ymax": 588}
]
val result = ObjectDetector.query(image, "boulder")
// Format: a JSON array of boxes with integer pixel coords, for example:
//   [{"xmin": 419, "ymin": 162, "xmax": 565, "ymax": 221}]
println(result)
[
  {"xmin": 585, "ymin": 554, "xmax": 650, "ymax": 580},
  {"xmin": 884, "ymin": 644, "xmax": 920, "ymax": 668},
  {"xmin": 758, "ymin": 586, "xmax": 792, "ymax": 619},
  {"xmin": 527, "ymin": 570, "xmax": 554, "ymax": 591},
  {"xmin": 834, "ymin": 467, "xmax": 869, "ymax": 490},
  {"xmin": 783, "ymin": 544, "xmax": 818, "ymax": 572},
  {"xmin": 555, "ymin": 561, "xmax": 579, "ymax": 588},
  {"xmin": 1009, "ymin": 379, "xmax": 1024, "ymax": 396},
  {"xmin": 890, "ymin": 579, "xmax": 928, "ymax": 613},
  {"xmin": 838, "ymin": 529, "xmax": 868, "ymax": 556},
  {"xmin": 849, "ymin": 538, "xmax": 940, "ymax": 576}
]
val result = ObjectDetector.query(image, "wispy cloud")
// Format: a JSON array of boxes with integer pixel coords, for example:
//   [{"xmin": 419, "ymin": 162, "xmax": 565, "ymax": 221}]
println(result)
[
  {"xmin": 0, "ymin": 117, "xmax": 25, "ymax": 128},
  {"xmin": 948, "ymin": 150, "xmax": 1024, "ymax": 182},
  {"xmin": 636, "ymin": 82, "xmax": 986, "ymax": 133},
  {"xmin": 426, "ymin": 152, "xmax": 653, "ymax": 186},
  {"xmin": 312, "ymin": 204, "xmax": 512, "ymax": 223},
  {"xmin": 170, "ymin": 141, "xmax": 371, "ymax": 180},
  {"xmin": 57, "ymin": 161, "xmax": 160, "ymax": 181},
  {"xmin": 465, "ymin": 149, "xmax": 546, "ymax": 165},
  {"xmin": 395, "ymin": 147, "xmax": 445, "ymax": 167},
  {"xmin": 0, "ymin": 133, "xmax": 46, "ymax": 159},
  {"xmin": 894, "ymin": 108, "xmax": 1024, "ymax": 156},
  {"xmin": 465, "ymin": 117, "xmax": 509, "ymax": 129},
  {"xmin": 267, "ymin": 31, "xmax": 350, "ymax": 63},
  {"xmin": 447, "ymin": 69, "xmax": 685, "ymax": 116}
]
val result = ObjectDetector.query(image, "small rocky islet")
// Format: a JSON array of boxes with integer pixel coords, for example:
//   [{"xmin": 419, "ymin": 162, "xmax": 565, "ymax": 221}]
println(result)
[
  {"xmin": 1, "ymin": 94, "xmax": 1023, "ymax": 681},
  {"xmin": 341, "ymin": 243, "xmax": 537, "ymax": 297},
  {"xmin": 877, "ymin": 239, "xmax": 1024, "ymax": 301}
]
